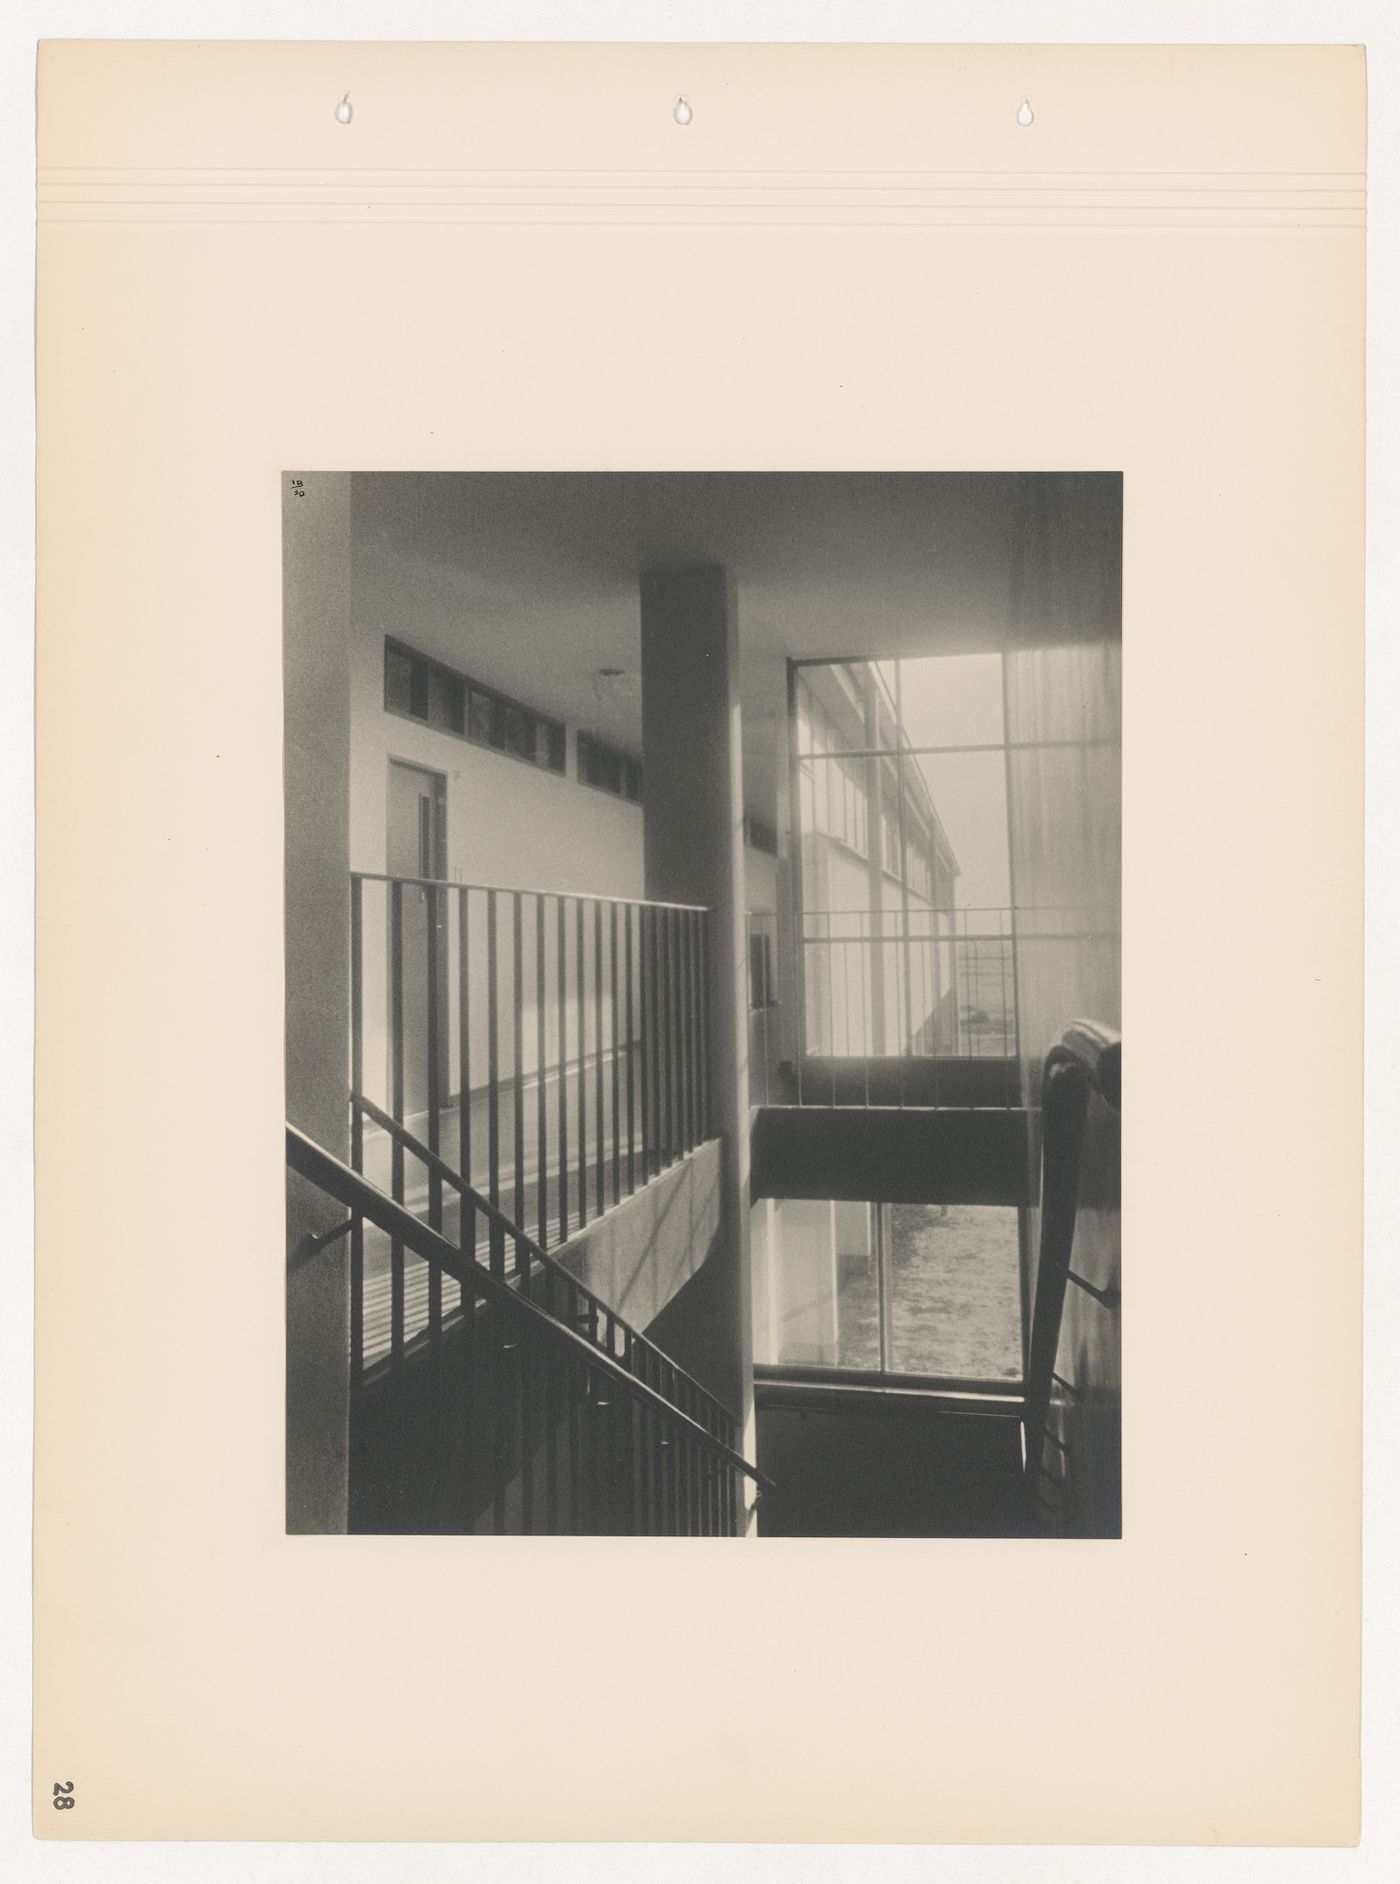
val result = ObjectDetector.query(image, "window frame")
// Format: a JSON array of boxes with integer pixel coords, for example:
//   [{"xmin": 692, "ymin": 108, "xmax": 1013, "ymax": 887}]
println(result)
[
  {"xmin": 383, "ymin": 636, "xmax": 566, "ymax": 777},
  {"xmin": 788, "ymin": 654, "xmax": 1020, "ymax": 1070},
  {"xmin": 754, "ymin": 1198, "xmax": 1026, "ymax": 1390},
  {"xmin": 577, "ymin": 729, "xmax": 644, "ymax": 805}
]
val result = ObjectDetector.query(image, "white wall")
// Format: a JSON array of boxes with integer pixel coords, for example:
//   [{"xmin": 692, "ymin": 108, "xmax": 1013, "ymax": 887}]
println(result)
[
  {"xmin": 347, "ymin": 516, "xmax": 645, "ymax": 898},
  {"xmin": 348, "ymin": 492, "xmax": 646, "ymax": 1114}
]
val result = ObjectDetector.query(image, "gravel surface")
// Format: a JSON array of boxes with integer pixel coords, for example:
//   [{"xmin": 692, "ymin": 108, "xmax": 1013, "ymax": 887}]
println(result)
[{"xmin": 835, "ymin": 1204, "xmax": 1021, "ymax": 1380}]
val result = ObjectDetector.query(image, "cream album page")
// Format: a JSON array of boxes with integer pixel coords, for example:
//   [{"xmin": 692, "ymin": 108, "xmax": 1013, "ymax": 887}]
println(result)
[{"xmin": 34, "ymin": 40, "xmax": 1363, "ymax": 1844}]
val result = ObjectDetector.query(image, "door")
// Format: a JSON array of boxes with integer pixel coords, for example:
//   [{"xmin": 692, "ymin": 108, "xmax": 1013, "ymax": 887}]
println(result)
[{"xmin": 387, "ymin": 761, "xmax": 449, "ymax": 1116}]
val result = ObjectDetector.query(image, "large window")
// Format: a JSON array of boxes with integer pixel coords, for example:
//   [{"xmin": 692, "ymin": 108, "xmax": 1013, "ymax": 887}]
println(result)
[
  {"xmin": 793, "ymin": 654, "xmax": 1016, "ymax": 1060},
  {"xmin": 751, "ymin": 1197, "xmax": 1022, "ymax": 1384}
]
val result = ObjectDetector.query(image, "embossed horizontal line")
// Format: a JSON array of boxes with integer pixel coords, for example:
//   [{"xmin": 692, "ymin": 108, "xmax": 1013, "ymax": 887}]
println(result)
[
  {"xmin": 37, "ymin": 164, "xmax": 1368, "ymax": 179},
  {"xmin": 36, "ymin": 214, "xmax": 1365, "ymax": 231}
]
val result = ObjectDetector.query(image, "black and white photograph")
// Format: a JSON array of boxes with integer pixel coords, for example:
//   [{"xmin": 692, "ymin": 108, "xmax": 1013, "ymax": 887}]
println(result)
[
  {"xmin": 284, "ymin": 471, "xmax": 1122, "ymax": 1539},
  {"xmin": 21, "ymin": 18, "xmax": 1376, "ymax": 1857}
]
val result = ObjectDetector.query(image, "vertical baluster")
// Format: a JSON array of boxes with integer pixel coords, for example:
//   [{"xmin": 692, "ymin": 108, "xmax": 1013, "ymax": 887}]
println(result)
[
  {"xmin": 697, "ymin": 1401, "xmax": 709, "ymax": 1537},
  {"xmin": 676, "ymin": 1380, "xmax": 689, "ymax": 1534},
  {"xmin": 487, "ymin": 890, "xmax": 500, "ymax": 1215},
  {"xmin": 557, "ymin": 896, "xmax": 569, "ymax": 1245},
  {"xmin": 491, "ymin": 1215, "xmax": 507, "ymax": 1535},
  {"xmin": 676, "ymin": 910, "xmax": 690, "ymax": 1153},
  {"xmin": 711, "ymin": 1416, "xmax": 722, "ymax": 1537},
  {"xmin": 697, "ymin": 909, "xmax": 710, "ymax": 1138},
  {"xmin": 691, "ymin": 910, "xmax": 703, "ymax": 1146},
  {"xmin": 576, "ymin": 898, "xmax": 588, "ymax": 1228},
  {"xmin": 622, "ymin": 1331, "xmax": 636, "ymax": 1533},
  {"xmin": 698, "ymin": 1399, "xmax": 711, "ymax": 1537},
  {"xmin": 602, "ymin": 1313, "xmax": 618, "ymax": 1533},
  {"xmin": 686, "ymin": 1388, "xmax": 699, "ymax": 1537},
  {"xmin": 639, "ymin": 1353, "xmax": 653, "ymax": 1535},
  {"xmin": 349, "ymin": 878, "xmax": 364, "ymax": 1384},
  {"xmin": 716, "ymin": 1413, "xmax": 729, "ymax": 1537},
  {"xmin": 650, "ymin": 1399, "xmax": 662, "ymax": 1537},
  {"xmin": 657, "ymin": 1401, "xmax": 669, "ymax": 1535},
  {"xmin": 716, "ymin": 1418, "xmax": 727, "ymax": 1536},
  {"xmin": 637, "ymin": 906, "xmax": 653, "ymax": 1180},
  {"xmin": 684, "ymin": 910, "xmax": 697, "ymax": 1151},
  {"xmin": 516, "ymin": 1270, "xmax": 533, "ymax": 1535},
  {"xmin": 691, "ymin": 910, "xmax": 703, "ymax": 1149},
  {"xmin": 544, "ymin": 1263, "xmax": 558, "ymax": 1532},
  {"xmin": 674, "ymin": 1379, "xmax": 686, "ymax": 1535},
  {"xmin": 625, "ymin": 1336, "xmax": 639, "ymax": 1538},
  {"xmin": 601, "ymin": 1367, "xmax": 616, "ymax": 1536},
  {"xmin": 536, "ymin": 894, "xmax": 548, "ymax": 1251},
  {"xmin": 610, "ymin": 902, "xmax": 621, "ymax": 1206},
  {"xmin": 673, "ymin": 911, "xmax": 684, "ymax": 1158},
  {"xmin": 389, "ymin": 879, "xmax": 406, "ymax": 1366},
  {"xmin": 485, "ymin": 892, "xmax": 506, "ymax": 1534},
  {"xmin": 726, "ymin": 1417, "xmax": 738, "ymax": 1536},
  {"xmin": 663, "ymin": 1364, "xmax": 676, "ymax": 1534},
  {"xmin": 653, "ymin": 907, "xmax": 668, "ymax": 1167},
  {"xmin": 566, "ymin": 1285, "xmax": 582, "ymax": 1533},
  {"xmin": 588, "ymin": 1359, "xmax": 603, "ymax": 1537},
  {"xmin": 670, "ymin": 911, "xmax": 683, "ymax": 1157},
  {"xmin": 624, "ymin": 904, "xmax": 636, "ymax": 1196},
  {"xmin": 426, "ymin": 881, "xmax": 443, "ymax": 1342},
  {"xmin": 661, "ymin": 910, "xmax": 675, "ymax": 1165},
  {"xmin": 513, "ymin": 893, "xmax": 526, "ymax": 1239},
  {"xmin": 594, "ymin": 899, "xmax": 606, "ymax": 1218},
  {"xmin": 592, "ymin": 1374, "xmax": 608, "ymax": 1537},
  {"xmin": 455, "ymin": 888, "xmax": 476, "ymax": 1521},
  {"xmin": 458, "ymin": 888, "xmax": 473, "ymax": 1283}
]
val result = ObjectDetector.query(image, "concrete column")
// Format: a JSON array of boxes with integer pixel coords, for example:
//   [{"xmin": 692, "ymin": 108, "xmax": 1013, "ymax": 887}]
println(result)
[
  {"xmin": 283, "ymin": 473, "xmax": 352, "ymax": 1533},
  {"xmin": 639, "ymin": 566, "xmax": 755, "ymax": 1489}
]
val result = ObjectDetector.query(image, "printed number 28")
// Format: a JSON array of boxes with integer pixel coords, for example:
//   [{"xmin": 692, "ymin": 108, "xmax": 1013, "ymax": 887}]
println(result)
[{"xmin": 53, "ymin": 1782, "xmax": 74, "ymax": 1810}]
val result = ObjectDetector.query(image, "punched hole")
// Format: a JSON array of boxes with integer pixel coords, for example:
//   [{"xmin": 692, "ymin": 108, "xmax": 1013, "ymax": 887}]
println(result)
[
  {"xmin": 673, "ymin": 96, "xmax": 693, "ymax": 127},
  {"xmin": 1016, "ymin": 98, "xmax": 1034, "ymax": 127}
]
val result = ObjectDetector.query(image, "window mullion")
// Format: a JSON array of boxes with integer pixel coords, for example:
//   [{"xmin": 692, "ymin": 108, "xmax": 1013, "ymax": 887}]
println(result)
[{"xmin": 875, "ymin": 1203, "xmax": 890, "ymax": 1375}]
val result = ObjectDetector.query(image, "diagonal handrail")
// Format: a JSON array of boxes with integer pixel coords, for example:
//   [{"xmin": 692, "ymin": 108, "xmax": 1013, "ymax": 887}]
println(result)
[
  {"xmin": 351, "ymin": 868, "xmax": 707, "ymax": 914},
  {"xmin": 352, "ymin": 1090, "xmax": 733, "ymax": 1436},
  {"xmin": 1022, "ymin": 1021, "xmax": 1121, "ymax": 1487},
  {"xmin": 288, "ymin": 1122, "xmax": 773, "ymax": 1495}
]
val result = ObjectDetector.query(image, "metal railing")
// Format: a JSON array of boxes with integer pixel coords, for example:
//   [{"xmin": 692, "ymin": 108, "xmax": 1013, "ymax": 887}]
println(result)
[
  {"xmin": 746, "ymin": 908, "xmax": 1022, "ymax": 1109},
  {"xmin": 351, "ymin": 873, "xmax": 710, "ymax": 1263},
  {"xmin": 799, "ymin": 906, "xmax": 1017, "ymax": 1060},
  {"xmin": 289, "ymin": 1122, "xmax": 770, "ymax": 1534},
  {"xmin": 1021, "ymin": 1020, "xmax": 1122, "ymax": 1490}
]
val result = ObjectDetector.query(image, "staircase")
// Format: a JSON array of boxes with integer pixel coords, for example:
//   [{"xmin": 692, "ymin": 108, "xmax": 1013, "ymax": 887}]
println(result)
[{"xmin": 287, "ymin": 1122, "xmax": 769, "ymax": 1535}]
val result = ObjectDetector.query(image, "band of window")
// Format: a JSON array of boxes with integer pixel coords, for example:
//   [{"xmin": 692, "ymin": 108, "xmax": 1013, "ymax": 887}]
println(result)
[{"xmin": 384, "ymin": 637, "xmax": 566, "ymax": 775}]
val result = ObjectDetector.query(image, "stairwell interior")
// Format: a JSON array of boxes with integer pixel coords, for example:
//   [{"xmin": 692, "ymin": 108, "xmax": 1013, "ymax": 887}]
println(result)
[{"xmin": 284, "ymin": 471, "xmax": 1122, "ymax": 1540}]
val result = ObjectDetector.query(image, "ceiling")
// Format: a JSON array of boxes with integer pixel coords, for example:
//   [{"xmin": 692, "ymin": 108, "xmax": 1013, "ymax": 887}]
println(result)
[{"xmin": 349, "ymin": 470, "xmax": 1122, "ymax": 818}]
